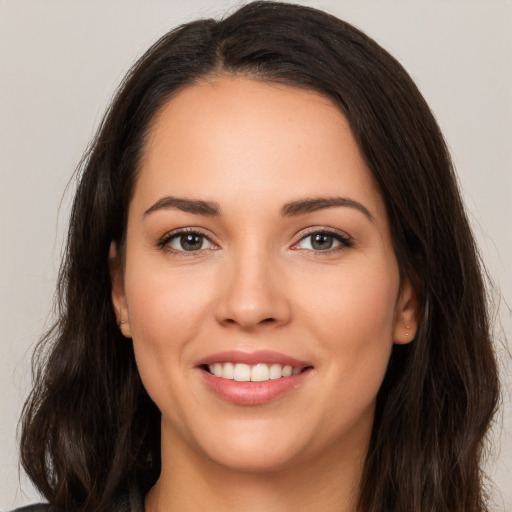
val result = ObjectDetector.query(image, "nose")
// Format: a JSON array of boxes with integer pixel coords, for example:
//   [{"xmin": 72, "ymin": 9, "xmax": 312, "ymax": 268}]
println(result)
[{"xmin": 214, "ymin": 246, "xmax": 292, "ymax": 331}]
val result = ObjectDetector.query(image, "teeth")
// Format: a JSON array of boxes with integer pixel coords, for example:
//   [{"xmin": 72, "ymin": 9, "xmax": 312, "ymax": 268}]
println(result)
[
  {"xmin": 269, "ymin": 363, "xmax": 282, "ymax": 380},
  {"xmin": 233, "ymin": 363, "xmax": 251, "ymax": 381},
  {"xmin": 207, "ymin": 362, "xmax": 303, "ymax": 382},
  {"xmin": 212, "ymin": 363, "xmax": 223, "ymax": 377},
  {"xmin": 251, "ymin": 363, "xmax": 269, "ymax": 382}
]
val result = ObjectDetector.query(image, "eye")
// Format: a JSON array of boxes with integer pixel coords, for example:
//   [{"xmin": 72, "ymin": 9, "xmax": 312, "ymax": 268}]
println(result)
[
  {"xmin": 162, "ymin": 231, "xmax": 217, "ymax": 252},
  {"xmin": 293, "ymin": 231, "xmax": 352, "ymax": 251}
]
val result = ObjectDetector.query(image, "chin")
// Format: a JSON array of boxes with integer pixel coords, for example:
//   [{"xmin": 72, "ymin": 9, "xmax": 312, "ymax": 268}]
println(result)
[
  {"xmin": 204, "ymin": 439, "xmax": 305, "ymax": 474},
  {"xmin": 182, "ymin": 415, "xmax": 312, "ymax": 473}
]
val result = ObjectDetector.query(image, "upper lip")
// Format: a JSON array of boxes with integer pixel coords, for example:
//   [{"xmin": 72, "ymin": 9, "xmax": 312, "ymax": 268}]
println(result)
[{"xmin": 195, "ymin": 350, "xmax": 312, "ymax": 368}]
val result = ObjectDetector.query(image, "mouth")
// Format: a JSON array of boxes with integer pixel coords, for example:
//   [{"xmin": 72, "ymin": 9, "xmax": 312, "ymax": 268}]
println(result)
[
  {"xmin": 201, "ymin": 362, "xmax": 309, "ymax": 382},
  {"xmin": 196, "ymin": 351, "xmax": 313, "ymax": 405}
]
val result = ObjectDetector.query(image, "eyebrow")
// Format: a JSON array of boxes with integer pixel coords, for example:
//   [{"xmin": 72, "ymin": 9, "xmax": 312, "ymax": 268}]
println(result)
[
  {"xmin": 280, "ymin": 197, "xmax": 374, "ymax": 221},
  {"xmin": 143, "ymin": 195, "xmax": 373, "ymax": 221},
  {"xmin": 144, "ymin": 196, "xmax": 221, "ymax": 217}
]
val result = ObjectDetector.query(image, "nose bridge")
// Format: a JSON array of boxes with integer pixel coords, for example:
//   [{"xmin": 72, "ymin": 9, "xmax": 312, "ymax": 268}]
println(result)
[{"xmin": 215, "ymin": 238, "xmax": 290, "ymax": 329}]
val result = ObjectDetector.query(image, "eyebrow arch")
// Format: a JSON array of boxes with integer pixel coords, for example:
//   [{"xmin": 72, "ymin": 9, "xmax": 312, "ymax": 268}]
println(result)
[
  {"xmin": 281, "ymin": 197, "xmax": 374, "ymax": 221},
  {"xmin": 144, "ymin": 196, "xmax": 221, "ymax": 217}
]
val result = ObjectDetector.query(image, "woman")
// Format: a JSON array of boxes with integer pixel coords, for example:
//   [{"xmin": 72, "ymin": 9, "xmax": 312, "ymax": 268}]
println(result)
[{"xmin": 15, "ymin": 2, "xmax": 500, "ymax": 511}]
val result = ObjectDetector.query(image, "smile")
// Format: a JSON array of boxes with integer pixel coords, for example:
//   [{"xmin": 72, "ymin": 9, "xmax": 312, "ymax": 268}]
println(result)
[
  {"xmin": 197, "ymin": 350, "xmax": 313, "ymax": 405},
  {"xmin": 206, "ymin": 362, "xmax": 303, "ymax": 382}
]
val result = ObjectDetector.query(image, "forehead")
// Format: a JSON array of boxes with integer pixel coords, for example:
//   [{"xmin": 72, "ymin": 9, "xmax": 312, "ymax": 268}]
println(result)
[{"xmin": 135, "ymin": 76, "xmax": 386, "ymax": 221}]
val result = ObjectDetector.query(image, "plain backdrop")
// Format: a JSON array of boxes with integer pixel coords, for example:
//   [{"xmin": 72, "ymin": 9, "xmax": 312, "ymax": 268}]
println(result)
[{"xmin": 1, "ymin": 0, "xmax": 511, "ymax": 509}]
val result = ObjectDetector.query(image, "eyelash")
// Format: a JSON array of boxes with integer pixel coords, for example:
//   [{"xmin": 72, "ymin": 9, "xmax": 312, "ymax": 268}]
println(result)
[
  {"xmin": 291, "ymin": 228, "xmax": 353, "ymax": 254},
  {"xmin": 157, "ymin": 227, "xmax": 353, "ymax": 255},
  {"xmin": 157, "ymin": 227, "xmax": 217, "ymax": 255}
]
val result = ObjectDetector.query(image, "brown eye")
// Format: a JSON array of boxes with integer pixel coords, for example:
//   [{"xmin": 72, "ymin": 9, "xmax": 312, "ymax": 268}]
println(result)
[
  {"xmin": 180, "ymin": 233, "xmax": 204, "ymax": 251},
  {"xmin": 310, "ymin": 233, "xmax": 334, "ymax": 250},
  {"xmin": 165, "ymin": 232, "xmax": 215, "ymax": 252},
  {"xmin": 294, "ymin": 231, "xmax": 351, "ymax": 252}
]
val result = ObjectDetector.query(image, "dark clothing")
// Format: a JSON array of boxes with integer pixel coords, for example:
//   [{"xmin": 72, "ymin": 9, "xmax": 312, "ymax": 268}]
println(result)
[
  {"xmin": 10, "ymin": 507, "xmax": 49, "ymax": 512},
  {"xmin": 10, "ymin": 486, "xmax": 144, "ymax": 512}
]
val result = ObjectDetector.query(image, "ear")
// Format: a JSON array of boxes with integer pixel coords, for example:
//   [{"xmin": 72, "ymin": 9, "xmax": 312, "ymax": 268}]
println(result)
[
  {"xmin": 109, "ymin": 241, "xmax": 132, "ymax": 338},
  {"xmin": 393, "ymin": 278, "xmax": 419, "ymax": 344}
]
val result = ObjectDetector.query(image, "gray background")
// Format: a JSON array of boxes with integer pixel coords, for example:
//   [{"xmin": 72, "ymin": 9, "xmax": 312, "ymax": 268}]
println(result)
[{"xmin": 1, "ymin": 0, "xmax": 511, "ymax": 509}]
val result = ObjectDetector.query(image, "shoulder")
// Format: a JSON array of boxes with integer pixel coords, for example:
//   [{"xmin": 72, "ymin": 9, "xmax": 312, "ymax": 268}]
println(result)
[
  {"xmin": 9, "ymin": 506, "xmax": 50, "ymax": 512},
  {"xmin": 7, "ymin": 486, "xmax": 142, "ymax": 512}
]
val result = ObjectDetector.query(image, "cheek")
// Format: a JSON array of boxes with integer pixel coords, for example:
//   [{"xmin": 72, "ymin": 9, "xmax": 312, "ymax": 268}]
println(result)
[
  {"xmin": 126, "ymin": 263, "xmax": 212, "ymax": 339},
  {"xmin": 305, "ymin": 256, "xmax": 398, "ymax": 333},
  {"xmin": 123, "ymin": 261, "xmax": 215, "ymax": 399},
  {"xmin": 302, "ymin": 257, "xmax": 399, "ymax": 386}
]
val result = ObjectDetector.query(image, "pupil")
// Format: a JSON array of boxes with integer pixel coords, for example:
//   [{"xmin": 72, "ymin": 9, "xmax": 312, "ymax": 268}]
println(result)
[
  {"xmin": 312, "ymin": 233, "xmax": 333, "ymax": 250},
  {"xmin": 181, "ymin": 233, "xmax": 203, "ymax": 251}
]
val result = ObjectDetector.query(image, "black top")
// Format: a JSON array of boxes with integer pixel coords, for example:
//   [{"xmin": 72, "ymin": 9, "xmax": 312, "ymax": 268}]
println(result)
[
  {"xmin": 10, "ymin": 507, "xmax": 49, "ymax": 512},
  {"xmin": 10, "ymin": 486, "xmax": 144, "ymax": 512}
]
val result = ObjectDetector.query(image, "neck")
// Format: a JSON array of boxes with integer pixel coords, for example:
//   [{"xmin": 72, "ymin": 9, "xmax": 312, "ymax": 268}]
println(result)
[{"xmin": 145, "ymin": 420, "xmax": 367, "ymax": 512}]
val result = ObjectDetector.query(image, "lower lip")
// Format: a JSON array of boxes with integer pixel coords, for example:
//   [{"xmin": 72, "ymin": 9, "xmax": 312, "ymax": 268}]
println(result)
[{"xmin": 199, "ymin": 368, "xmax": 312, "ymax": 405}]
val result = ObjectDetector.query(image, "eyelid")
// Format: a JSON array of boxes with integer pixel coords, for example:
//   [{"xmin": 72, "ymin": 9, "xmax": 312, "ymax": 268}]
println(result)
[
  {"xmin": 157, "ymin": 227, "xmax": 219, "ymax": 253},
  {"xmin": 290, "ymin": 227, "xmax": 353, "ymax": 251}
]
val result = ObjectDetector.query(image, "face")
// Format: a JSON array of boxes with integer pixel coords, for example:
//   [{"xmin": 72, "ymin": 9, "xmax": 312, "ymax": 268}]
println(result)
[{"xmin": 111, "ymin": 77, "xmax": 417, "ymax": 473}]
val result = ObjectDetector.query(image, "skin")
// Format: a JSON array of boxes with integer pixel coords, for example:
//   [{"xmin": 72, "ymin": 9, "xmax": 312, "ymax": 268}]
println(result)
[{"xmin": 111, "ymin": 77, "xmax": 418, "ymax": 512}]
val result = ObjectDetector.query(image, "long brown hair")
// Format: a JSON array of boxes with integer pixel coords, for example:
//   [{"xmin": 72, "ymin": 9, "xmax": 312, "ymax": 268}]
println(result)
[{"xmin": 20, "ymin": 2, "xmax": 499, "ymax": 511}]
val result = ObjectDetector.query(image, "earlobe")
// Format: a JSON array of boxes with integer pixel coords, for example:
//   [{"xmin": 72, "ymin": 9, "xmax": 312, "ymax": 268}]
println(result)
[
  {"xmin": 393, "ymin": 278, "xmax": 419, "ymax": 345},
  {"xmin": 109, "ymin": 241, "xmax": 132, "ymax": 338}
]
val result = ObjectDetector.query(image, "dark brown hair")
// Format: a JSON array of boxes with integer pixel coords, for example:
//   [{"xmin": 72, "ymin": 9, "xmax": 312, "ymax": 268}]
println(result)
[{"xmin": 20, "ymin": 2, "xmax": 499, "ymax": 511}]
